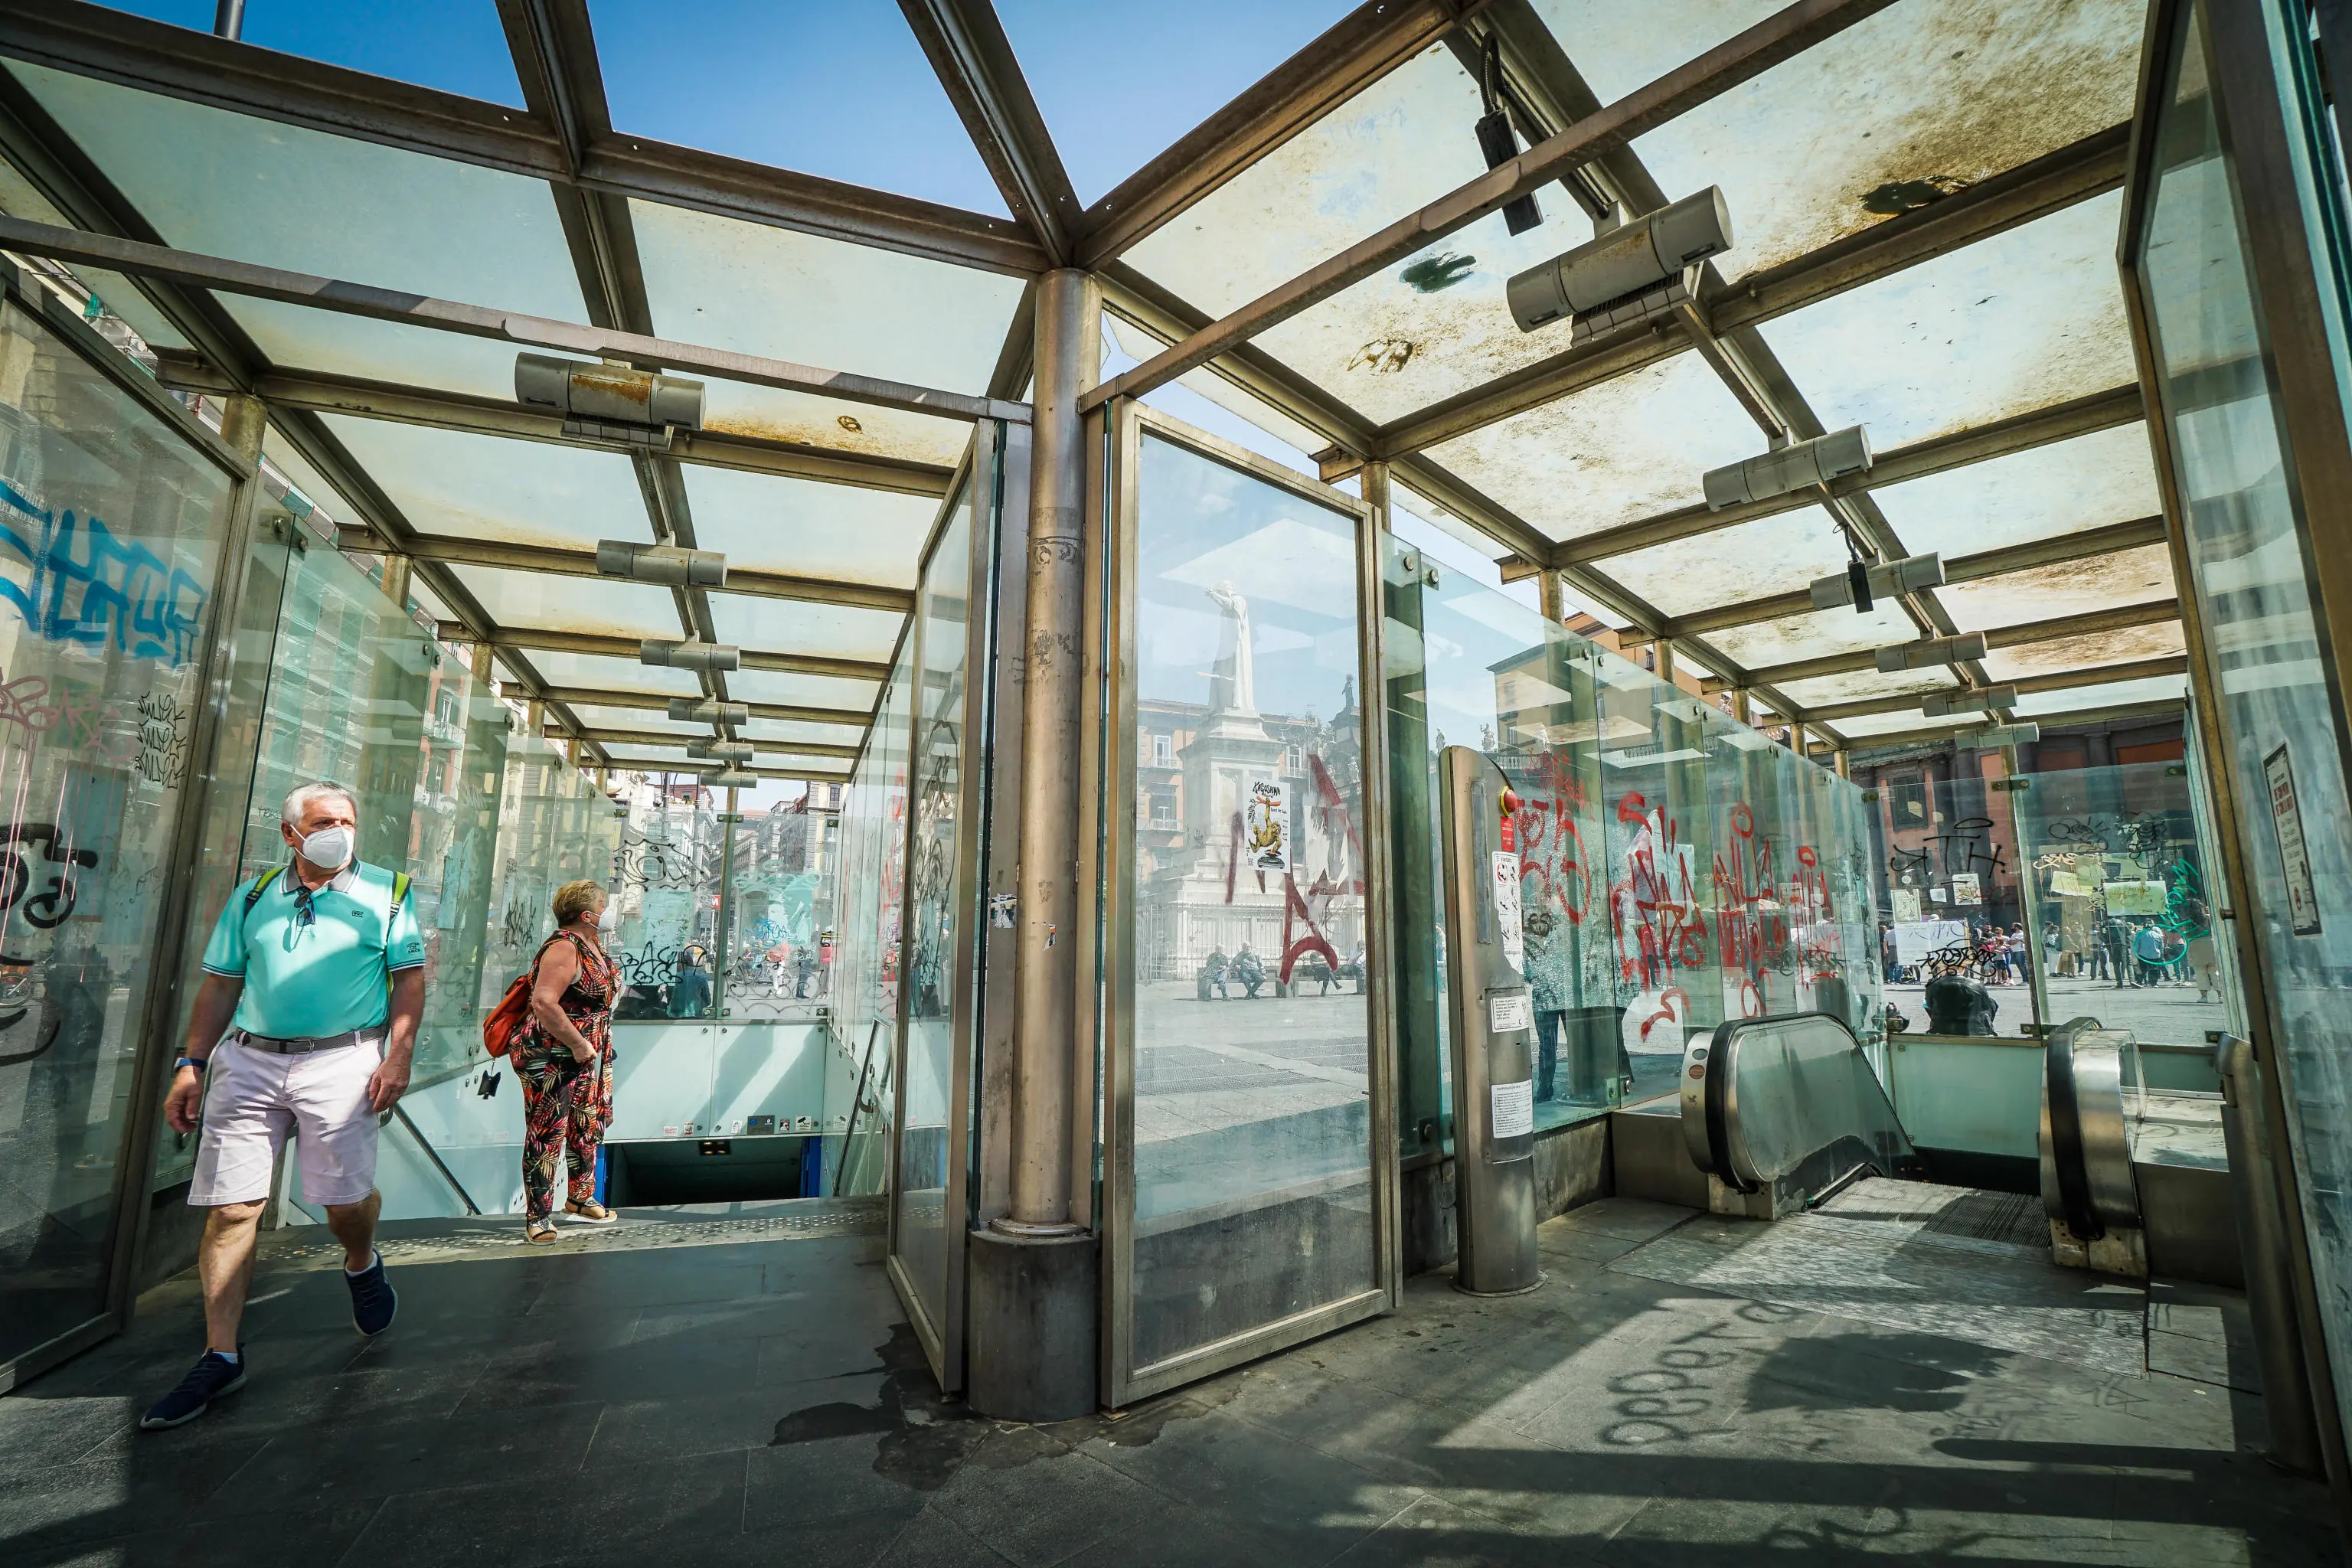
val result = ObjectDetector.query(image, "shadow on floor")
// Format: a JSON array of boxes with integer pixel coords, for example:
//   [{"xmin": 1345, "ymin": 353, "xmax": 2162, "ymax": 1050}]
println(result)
[{"xmin": 0, "ymin": 1198, "xmax": 2341, "ymax": 1566}]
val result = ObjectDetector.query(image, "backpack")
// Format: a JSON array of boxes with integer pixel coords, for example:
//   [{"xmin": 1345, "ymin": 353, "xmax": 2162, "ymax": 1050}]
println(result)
[{"xmin": 482, "ymin": 931, "xmax": 577, "ymax": 1058}]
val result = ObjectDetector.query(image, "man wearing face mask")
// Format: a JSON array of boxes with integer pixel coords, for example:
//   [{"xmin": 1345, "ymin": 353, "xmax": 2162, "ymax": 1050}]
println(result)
[{"xmin": 139, "ymin": 782, "xmax": 425, "ymax": 1430}]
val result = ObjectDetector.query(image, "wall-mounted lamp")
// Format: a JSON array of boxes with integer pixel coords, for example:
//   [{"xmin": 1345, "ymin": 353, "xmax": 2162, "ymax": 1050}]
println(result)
[
  {"xmin": 1873, "ymin": 631, "xmax": 1988, "ymax": 673},
  {"xmin": 1704, "ymin": 426, "xmax": 1871, "ymax": 511},
  {"xmin": 1507, "ymin": 187, "xmax": 1732, "ymax": 343},
  {"xmin": 668, "ymin": 697, "xmax": 750, "ymax": 725},
  {"xmin": 1922, "ymin": 685, "xmax": 2017, "ymax": 717},
  {"xmin": 686, "ymin": 739, "xmax": 756, "ymax": 766},
  {"xmin": 1810, "ymin": 553, "xmax": 1943, "ymax": 613},
  {"xmin": 598, "ymin": 541, "xmax": 726, "ymax": 588},
  {"xmin": 640, "ymin": 639, "xmax": 740, "ymax": 671},
  {"xmin": 515, "ymin": 352, "xmax": 703, "ymax": 449}
]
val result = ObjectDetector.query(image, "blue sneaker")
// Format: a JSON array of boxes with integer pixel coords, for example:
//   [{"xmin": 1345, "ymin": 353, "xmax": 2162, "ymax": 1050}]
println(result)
[
  {"xmin": 346, "ymin": 1251, "xmax": 397, "ymax": 1336},
  {"xmin": 139, "ymin": 1349, "xmax": 247, "ymax": 1429}
]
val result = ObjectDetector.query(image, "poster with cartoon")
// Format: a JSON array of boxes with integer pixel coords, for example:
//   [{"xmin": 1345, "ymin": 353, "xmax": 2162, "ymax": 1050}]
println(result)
[{"xmin": 1244, "ymin": 777, "xmax": 1290, "ymax": 874}]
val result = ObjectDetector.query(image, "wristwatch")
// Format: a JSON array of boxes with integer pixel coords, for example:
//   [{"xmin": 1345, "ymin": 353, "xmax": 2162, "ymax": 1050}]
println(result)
[{"xmin": 173, "ymin": 1057, "xmax": 208, "ymax": 1076}]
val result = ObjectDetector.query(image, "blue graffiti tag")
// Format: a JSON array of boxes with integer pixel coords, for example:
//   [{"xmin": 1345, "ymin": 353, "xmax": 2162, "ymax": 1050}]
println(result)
[{"xmin": 0, "ymin": 479, "xmax": 207, "ymax": 665}]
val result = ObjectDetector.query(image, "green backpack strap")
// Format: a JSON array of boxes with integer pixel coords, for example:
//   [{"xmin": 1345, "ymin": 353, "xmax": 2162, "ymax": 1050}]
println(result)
[
  {"xmin": 390, "ymin": 871, "xmax": 411, "ymax": 920},
  {"xmin": 240, "ymin": 864, "xmax": 285, "ymax": 920}
]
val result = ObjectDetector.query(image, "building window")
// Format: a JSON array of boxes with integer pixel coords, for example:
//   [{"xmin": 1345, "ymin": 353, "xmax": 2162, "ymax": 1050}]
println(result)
[
  {"xmin": 1888, "ymin": 773, "xmax": 1928, "ymax": 829},
  {"xmin": 1153, "ymin": 733, "xmax": 1173, "ymax": 766},
  {"xmin": 1284, "ymin": 745, "xmax": 1302, "ymax": 775}
]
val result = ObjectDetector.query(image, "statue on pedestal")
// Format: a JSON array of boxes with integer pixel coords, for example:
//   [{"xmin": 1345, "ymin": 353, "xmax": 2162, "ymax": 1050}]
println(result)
[{"xmin": 1207, "ymin": 580, "xmax": 1256, "ymax": 716}]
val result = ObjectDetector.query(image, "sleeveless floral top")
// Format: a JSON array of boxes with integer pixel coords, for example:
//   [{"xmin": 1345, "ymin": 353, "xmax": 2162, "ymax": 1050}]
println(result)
[{"xmin": 525, "ymin": 929, "xmax": 618, "ymax": 1059}]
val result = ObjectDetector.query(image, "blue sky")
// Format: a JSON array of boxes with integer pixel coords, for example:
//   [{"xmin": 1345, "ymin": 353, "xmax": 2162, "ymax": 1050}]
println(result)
[{"xmin": 101, "ymin": 2, "xmax": 1352, "ymax": 211}]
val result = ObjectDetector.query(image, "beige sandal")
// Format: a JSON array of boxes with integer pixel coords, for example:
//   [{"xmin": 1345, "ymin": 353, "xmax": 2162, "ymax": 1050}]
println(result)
[
  {"xmin": 525, "ymin": 1217, "xmax": 559, "ymax": 1243},
  {"xmin": 564, "ymin": 1201, "xmax": 615, "ymax": 1223}
]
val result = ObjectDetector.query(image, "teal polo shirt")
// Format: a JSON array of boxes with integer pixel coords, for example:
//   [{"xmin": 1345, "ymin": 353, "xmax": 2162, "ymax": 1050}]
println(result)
[{"xmin": 201, "ymin": 861, "xmax": 426, "ymax": 1040}]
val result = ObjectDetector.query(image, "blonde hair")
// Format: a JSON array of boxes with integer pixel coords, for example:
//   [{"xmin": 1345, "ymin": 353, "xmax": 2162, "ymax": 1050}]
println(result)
[{"xmin": 552, "ymin": 880, "xmax": 606, "ymax": 926}]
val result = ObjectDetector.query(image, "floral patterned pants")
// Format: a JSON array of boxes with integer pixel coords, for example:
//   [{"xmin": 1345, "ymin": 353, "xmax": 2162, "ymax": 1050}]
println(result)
[{"xmin": 514, "ymin": 1046, "xmax": 614, "ymax": 1220}]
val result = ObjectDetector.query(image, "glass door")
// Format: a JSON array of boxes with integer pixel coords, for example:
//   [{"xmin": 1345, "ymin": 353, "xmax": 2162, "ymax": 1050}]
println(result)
[
  {"xmin": 884, "ymin": 430, "xmax": 998, "ymax": 1392},
  {"xmin": 2122, "ymin": 0, "xmax": 2352, "ymax": 1477},
  {"xmin": 1101, "ymin": 402, "xmax": 1396, "ymax": 1405}
]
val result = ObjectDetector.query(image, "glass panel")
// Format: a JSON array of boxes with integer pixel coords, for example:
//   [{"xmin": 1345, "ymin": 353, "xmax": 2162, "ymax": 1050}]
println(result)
[
  {"xmin": 1873, "ymin": 425, "xmax": 2166, "ymax": 560},
  {"xmin": 447, "ymin": 567, "xmax": 682, "ymax": 642},
  {"xmin": 2010, "ymin": 760, "xmax": 2236, "ymax": 1050},
  {"xmin": 1982, "ymin": 624, "xmax": 2188, "ymax": 686},
  {"xmin": 0, "ymin": 298, "xmax": 237, "ymax": 1366},
  {"xmin": 630, "ymin": 201, "xmax": 1026, "ymax": 400},
  {"xmin": 680, "ymin": 466, "xmax": 937, "ymax": 587},
  {"xmin": 318, "ymin": 417, "xmax": 647, "ymax": 551},
  {"xmin": 1862, "ymin": 757, "xmax": 2033, "ymax": 1040},
  {"xmin": 605, "ymin": 775, "xmax": 721, "ymax": 1022},
  {"xmin": 720, "ymin": 795, "xmax": 838, "ymax": 1022},
  {"xmin": 1126, "ymin": 428, "xmax": 1374, "ymax": 1373},
  {"xmin": 697, "ymin": 378, "xmax": 975, "ymax": 471},
  {"xmin": 521, "ymin": 649, "xmax": 703, "ymax": 699},
  {"xmin": 724, "ymin": 668, "xmax": 880, "ymax": 713},
  {"xmin": 1940, "ymin": 543, "xmax": 2178, "ymax": 632},
  {"xmin": 1707, "ymin": 603, "xmax": 1926, "ymax": 671},
  {"xmin": 590, "ymin": 2, "xmax": 1007, "ymax": 214},
  {"xmin": 2135, "ymin": 0, "xmax": 2352, "ymax": 1443},
  {"xmin": 891, "ymin": 482, "xmax": 973, "ymax": 1336},
  {"xmin": 10, "ymin": 64, "xmax": 587, "ymax": 397},
  {"xmin": 1608, "ymin": 505, "xmax": 1852, "ymax": 616},
  {"xmin": 99, "ymin": 0, "xmax": 525, "ymax": 104},
  {"xmin": 704, "ymin": 596, "xmax": 906, "ymax": 663},
  {"xmin": 825, "ymin": 635, "xmax": 914, "ymax": 1197},
  {"xmin": 1751, "ymin": 195, "xmax": 2138, "ymax": 446}
]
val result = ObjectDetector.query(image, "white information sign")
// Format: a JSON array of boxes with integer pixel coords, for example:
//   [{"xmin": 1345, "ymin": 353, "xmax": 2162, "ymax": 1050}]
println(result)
[
  {"xmin": 1490, "ymin": 1078, "xmax": 1534, "ymax": 1139},
  {"xmin": 1489, "ymin": 990, "xmax": 1534, "ymax": 1034},
  {"xmin": 1890, "ymin": 887, "xmax": 1922, "ymax": 924},
  {"xmin": 2265, "ymin": 743, "xmax": 2324, "ymax": 936},
  {"xmin": 1491, "ymin": 851, "xmax": 1525, "ymax": 970}
]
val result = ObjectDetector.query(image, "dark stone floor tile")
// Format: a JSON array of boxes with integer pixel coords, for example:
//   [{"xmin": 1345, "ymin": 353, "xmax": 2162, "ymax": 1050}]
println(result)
[
  {"xmin": 927, "ymin": 1426, "xmax": 1175, "ymax": 1566},
  {"xmin": 744, "ymin": 1433, "xmax": 936, "ymax": 1528},
  {"xmin": 1328, "ymin": 1494, "xmax": 1610, "ymax": 1567},
  {"xmin": 522, "ymin": 1261, "xmax": 769, "ymax": 1312},
  {"xmin": 586, "ymin": 1376, "xmax": 887, "ymax": 1462},
  {"xmin": 5, "ymin": 1498, "xmax": 384, "ymax": 1568},
  {"xmin": 871, "ymin": 1506, "xmax": 1018, "ymax": 1567},
  {"xmin": 190, "ymin": 1399, "xmax": 606, "ymax": 1516},
  {"xmin": 0, "ymin": 1391, "xmax": 139, "ymax": 1468},
  {"xmin": 341, "ymin": 1449, "xmax": 748, "ymax": 1561},
  {"xmin": 454, "ymin": 1331, "xmax": 762, "ymax": 1410},
  {"xmin": 0, "ymin": 1435, "xmax": 270, "ymax": 1551}
]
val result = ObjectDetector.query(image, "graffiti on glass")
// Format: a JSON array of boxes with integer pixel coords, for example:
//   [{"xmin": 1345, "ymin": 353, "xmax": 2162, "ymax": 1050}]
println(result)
[{"xmin": 0, "ymin": 479, "xmax": 208, "ymax": 665}]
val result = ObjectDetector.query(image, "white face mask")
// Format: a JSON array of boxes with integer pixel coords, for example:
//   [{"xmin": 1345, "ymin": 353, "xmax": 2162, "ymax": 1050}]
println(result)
[
  {"xmin": 596, "ymin": 902, "xmax": 619, "ymax": 935},
  {"xmin": 298, "ymin": 824, "xmax": 354, "ymax": 871}
]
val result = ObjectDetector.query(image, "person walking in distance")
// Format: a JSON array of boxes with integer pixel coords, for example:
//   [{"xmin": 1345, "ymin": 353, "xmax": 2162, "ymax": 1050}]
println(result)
[
  {"xmin": 514, "ymin": 880, "xmax": 622, "ymax": 1243},
  {"xmin": 142, "ymin": 782, "xmax": 423, "ymax": 1429}
]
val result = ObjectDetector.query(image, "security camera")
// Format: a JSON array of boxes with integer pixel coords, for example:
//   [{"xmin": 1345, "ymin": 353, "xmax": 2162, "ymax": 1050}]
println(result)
[
  {"xmin": 1704, "ymin": 426, "xmax": 1871, "ymax": 511},
  {"xmin": 1809, "ymin": 553, "xmax": 1943, "ymax": 612},
  {"xmin": 668, "ymin": 697, "xmax": 750, "ymax": 725},
  {"xmin": 598, "ymin": 541, "xmax": 726, "ymax": 587},
  {"xmin": 640, "ymin": 639, "xmax": 740, "ymax": 671},
  {"xmin": 515, "ymin": 354, "xmax": 704, "ymax": 449},
  {"xmin": 1874, "ymin": 632, "xmax": 1988, "ymax": 673},
  {"xmin": 1507, "ymin": 188, "xmax": 1731, "ymax": 339},
  {"xmin": 1922, "ymin": 685, "xmax": 2017, "ymax": 717}
]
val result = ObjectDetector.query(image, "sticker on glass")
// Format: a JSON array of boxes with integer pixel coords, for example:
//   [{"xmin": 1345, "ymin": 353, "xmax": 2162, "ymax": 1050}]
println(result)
[
  {"xmin": 1245, "ymin": 778, "xmax": 1291, "ymax": 873},
  {"xmin": 1491, "ymin": 851, "xmax": 1524, "ymax": 970},
  {"xmin": 1491, "ymin": 1078, "xmax": 1534, "ymax": 1139},
  {"xmin": 2265, "ymin": 743, "xmax": 2323, "ymax": 935},
  {"xmin": 1488, "ymin": 990, "xmax": 1534, "ymax": 1034}
]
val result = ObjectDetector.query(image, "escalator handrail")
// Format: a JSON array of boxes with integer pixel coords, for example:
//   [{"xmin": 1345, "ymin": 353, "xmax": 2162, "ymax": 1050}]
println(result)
[
  {"xmin": 1684, "ymin": 1010, "xmax": 1865, "ymax": 1194},
  {"xmin": 2043, "ymin": 1017, "xmax": 2102, "ymax": 1241}
]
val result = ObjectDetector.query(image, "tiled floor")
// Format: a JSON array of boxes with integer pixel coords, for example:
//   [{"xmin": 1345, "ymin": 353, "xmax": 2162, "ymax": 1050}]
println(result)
[{"xmin": 2, "ymin": 1196, "xmax": 2341, "ymax": 1566}]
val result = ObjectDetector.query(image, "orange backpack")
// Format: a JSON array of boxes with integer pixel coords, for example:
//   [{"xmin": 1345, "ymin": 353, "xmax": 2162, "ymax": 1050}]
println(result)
[{"xmin": 481, "ymin": 969, "xmax": 534, "ymax": 1058}]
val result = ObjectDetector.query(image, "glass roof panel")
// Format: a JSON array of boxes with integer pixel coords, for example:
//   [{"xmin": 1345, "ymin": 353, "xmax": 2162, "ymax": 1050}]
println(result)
[
  {"xmin": 1868, "ymin": 423, "xmax": 2163, "ymax": 559},
  {"xmin": 681, "ymin": 466, "xmax": 939, "ymax": 588},
  {"xmin": 698, "ymin": 377, "xmax": 974, "ymax": 469},
  {"xmin": 520, "ymin": 649, "xmax": 701, "ymax": 698},
  {"xmin": 1704, "ymin": 601, "xmax": 1924, "ymax": 671},
  {"xmin": 9, "ymin": 64, "xmax": 588, "ymax": 375},
  {"xmin": 1124, "ymin": 44, "xmax": 1485, "ymax": 322},
  {"xmin": 997, "ymin": 0, "xmax": 1353, "ymax": 206},
  {"xmin": 98, "ymin": 2, "xmax": 525, "ymax": 105},
  {"xmin": 724, "ymin": 668, "xmax": 879, "ymax": 713},
  {"xmin": 1773, "ymin": 667, "xmax": 1957, "ymax": 710},
  {"xmin": 1423, "ymin": 352, "xmax": 1764, "ymax": 540},
  {"xmin": 705, "ymin": 598, "xmax": 906, "ymax": 664},
  {"xmin": 588, "ymin": 2, "xmax": 1007, "ymax": 215},
  {"xmin": 1751, "ymin": 194, "xmax": 2136, "ymax": 450},
  {"xmin": 2014, "ymin": 675, "xmax": 2187, "ymax": 715},
  {"xmin": 1606, "ymin": 505, "xmax": 1849, "ymax": 616},
  {"xmin": 740, "ymin": 718, "xmax": 866, "ymax": 748},
  {"xmin": 1938, "ymin": 543, "xmax": 2177, "ymax": 632},
  {"xmin": 603, "ymin": 743, "xmax": 848, "ymax": 776},
  {"xmin": 1828, "ymin": 708, "xmax": 1958, "ymax": 739},
  {"xmin": 564, "ymin": 704, "xmax": 714, "ymax": 737},
  {"xmin": 0, "ymin": 155, "xmax": 189, "ymax": 348},
  {"xmin": 318, "ymin": 415, "xmax": 645, "ymax": 549},
  {"xmin": 629, "ymin": 200, "xmax": 1025, "ymax": 397},
  {"xmin": 260, "ymin": 427, "xmax": 362, "ymax": 528},
  {"xmin": 1982, "ymin": 623, "xmax": 2186, "ymax": 683},
  {"xmin": 447, "ymin": 565, "xmax": 682, "ymax": 641},
  {"xmin": 1590, "ymin": 0, "xmax": 2144, "ymax": 283}
]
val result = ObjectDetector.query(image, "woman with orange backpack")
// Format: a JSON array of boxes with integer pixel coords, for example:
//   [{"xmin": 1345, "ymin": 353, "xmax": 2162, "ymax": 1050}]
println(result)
[{"xmin": 508, "ymin": 879, "xmax": 621, "ymax": 1242}]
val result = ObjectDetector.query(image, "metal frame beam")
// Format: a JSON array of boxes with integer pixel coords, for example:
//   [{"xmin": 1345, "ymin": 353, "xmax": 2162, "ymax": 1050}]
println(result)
[
  {"xmin": 900, "ymin": 0, "xmax": 1080, "ymax": 264},
  {"xmin": 577, "ymin": 727, "xmax": 861, "ymax": 760},
  {"xmin": 0, "ymin": 0, "xmax": 1045, "ymax": 275},
  {"xmin": 149, "ymin": 354, "xmax": 956, "ymax": 496},
  {"xmin": 0, "ymin": 214, "xmax": 1031, "ymax": 423},
  {"xmin": 1839, "ymin": 697, "xmax": 2188, "ymax": 756},
  {"xmin": 538, "ymin": 686, "xmax": 868, "ymax": 727},
  {"xmin": 599, "ymin": 754, "xmax": 851, "ymax": 782},
  {"xmin": 1082, "ymin": 0, "xmax": 1899, "ymax": 410},
  {"xmin": 1801, "ymin": 655, "xmax": 2189, "ymax": 724},
  {"xmin": 1700, "ymin": 598, "xmax": 2182, "ymax": 691},
  {"xmin": 456, "ymin": 623, "xmax": 892, "ymax": 683},
  {"xmin": 337, "ymin": 529, "xmax": 916, "ymax": 615}
]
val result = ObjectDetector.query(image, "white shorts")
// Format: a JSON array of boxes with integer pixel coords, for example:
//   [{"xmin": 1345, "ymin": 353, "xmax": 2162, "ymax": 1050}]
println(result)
[{"xmin": 188, "ymin": 1034, "xmax": 382, "ymax": 1208}]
